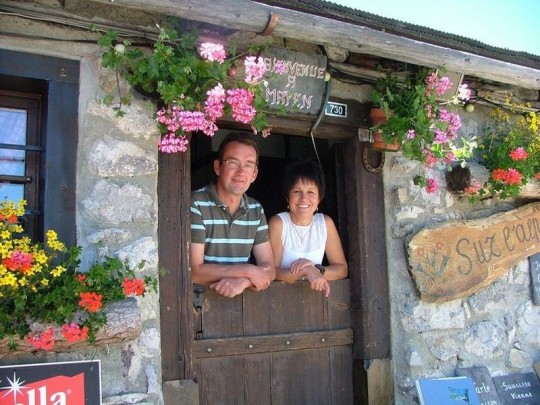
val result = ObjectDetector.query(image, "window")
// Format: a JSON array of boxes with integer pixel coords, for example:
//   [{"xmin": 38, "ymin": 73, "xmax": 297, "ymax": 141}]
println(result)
[
  {"xmin": 0, "ymin": 82, "xmax": 44, "ymax": 239},
  {"xmin": 0, "ymin": 50, "xmax": 79, "ymax": 245}
]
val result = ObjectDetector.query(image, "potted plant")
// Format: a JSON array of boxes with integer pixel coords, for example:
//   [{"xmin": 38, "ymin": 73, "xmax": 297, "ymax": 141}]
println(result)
[
  {"xmin": 370, "ymin": 68, "xmax": 476, "ymax": 193},
  {"xmin": 0, "ymin": 200, "xmax": 157, "ymax": 351},
  {"xmin": 96, "ymin": 25, "xmax": 285, "ymax": 153},
  {"xmin": 471, "ymin": 106, "xmax": 540, "ymax": 199}
]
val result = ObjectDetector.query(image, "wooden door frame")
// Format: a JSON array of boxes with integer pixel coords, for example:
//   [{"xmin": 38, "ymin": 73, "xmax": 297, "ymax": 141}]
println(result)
[
  {"xmin": 342, "ymin": 138, "xmax": 393, "ymax": 404},
  {"xmin": 157, "ymin": 134, "xmax": 393, "ymax": 404},
  {"xmin": 158, "ymin": 152, "xmax": 197, "ymax": 402}
]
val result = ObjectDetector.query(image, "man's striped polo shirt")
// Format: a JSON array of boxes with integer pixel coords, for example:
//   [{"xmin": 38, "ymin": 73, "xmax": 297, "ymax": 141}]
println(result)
[{"xmin": 191, "ymin": 184, "xmax": 269, "ymax": 264}]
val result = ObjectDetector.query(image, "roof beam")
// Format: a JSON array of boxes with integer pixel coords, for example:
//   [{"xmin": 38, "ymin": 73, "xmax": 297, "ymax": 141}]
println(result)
[{"xmin": 87, "ymin": 0, "xmax": 540, "ymax": 89}]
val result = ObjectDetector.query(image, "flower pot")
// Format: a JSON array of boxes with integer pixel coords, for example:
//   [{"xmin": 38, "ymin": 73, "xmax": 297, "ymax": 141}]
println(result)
[{"xmin": 370, "ymin": 108, "xmax": 400, "ymax": 152}]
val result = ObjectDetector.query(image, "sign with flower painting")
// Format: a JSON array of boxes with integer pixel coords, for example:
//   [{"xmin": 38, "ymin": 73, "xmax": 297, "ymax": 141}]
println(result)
[
  {"xmin": 0, "ymin": 360, "xmax": 101, "ymax": 404},
  {"xmin": 408, "ymin": 202, "xmax": 540, "ymax": 303}
]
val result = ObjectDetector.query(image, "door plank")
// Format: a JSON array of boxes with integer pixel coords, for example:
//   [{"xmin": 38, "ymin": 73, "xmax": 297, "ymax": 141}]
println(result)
[
  {"xmin": 269, "ymin": 281, "xmax": 325, "ymax": 333},
  {"xmin": 199, "ymin": 289, "xmax": 244, "ymax": 339},
  {"xmin": 243, "ymin": 287, "xmax": 271, "ymax": 335},
  {"xmin": 271, "ymin": 348, "xmax": 331, "ymax": 404},
  {"xmin": 330, "ymin": 345, "xmax": 354, "ymax": 404},
  {"xmin": 198, "ymin": 357, "xmax": 246, "ymax": 404},
  {"xmin": 327, "ymin": 279, "xmax": 352, "ymax": 329},
  {"xmin": 244, "ymin": 353, "xmax": 272, "ymax": 404}
]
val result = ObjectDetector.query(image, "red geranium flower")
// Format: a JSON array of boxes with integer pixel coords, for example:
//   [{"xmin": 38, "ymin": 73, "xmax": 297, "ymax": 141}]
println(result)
[
  {"xmin": 79, "ymin": 292, "xmax": 103, "ymax": 312},
  {"xmin": 122, "ymin": 277, "xmax": 146, "ymax": 296}
]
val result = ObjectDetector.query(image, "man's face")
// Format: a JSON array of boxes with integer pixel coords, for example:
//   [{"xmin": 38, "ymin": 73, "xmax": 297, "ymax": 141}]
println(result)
[{"xmin": 214, "ymin": 141, "xmax": 258, "ymax": 198}]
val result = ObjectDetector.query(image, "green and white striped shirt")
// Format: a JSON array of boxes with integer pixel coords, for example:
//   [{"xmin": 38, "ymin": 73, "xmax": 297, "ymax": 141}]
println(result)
[{"xmin": 191, "ymin": 184, "xmax": 269, "ymax": 264}]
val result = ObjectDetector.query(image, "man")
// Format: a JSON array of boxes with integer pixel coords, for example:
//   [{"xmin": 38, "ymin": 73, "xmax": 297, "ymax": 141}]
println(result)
[{"xmin": 190, "ymin": 132, "xmax": 275, "ymax": 298}]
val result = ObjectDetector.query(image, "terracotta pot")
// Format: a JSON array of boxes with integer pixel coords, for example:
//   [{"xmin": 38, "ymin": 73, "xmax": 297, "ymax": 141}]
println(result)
[{"xmin": 370, "ymin": 108, "xmax": 400, "ymax": 152}]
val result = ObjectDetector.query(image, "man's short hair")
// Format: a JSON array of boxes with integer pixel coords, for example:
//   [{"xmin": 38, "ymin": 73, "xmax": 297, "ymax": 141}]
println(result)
[{"xmin": 216, "ymin": 132, "xmax": 260, "ymax": 163}]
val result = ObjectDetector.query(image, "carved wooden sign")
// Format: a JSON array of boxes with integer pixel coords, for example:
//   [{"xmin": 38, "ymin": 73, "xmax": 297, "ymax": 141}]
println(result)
[
  {"xmin": 408, "ymin": 202, "xmax": 540, "ymax": 303},
  {"xmin": 261, "ymin": 48, "xmax": 327, "ymax": 115}
]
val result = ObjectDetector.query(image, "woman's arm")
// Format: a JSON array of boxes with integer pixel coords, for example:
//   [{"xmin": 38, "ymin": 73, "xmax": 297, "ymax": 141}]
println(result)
[{"xmin": 323, "ymin": 215, "xmax": 349, "ymax": 281}]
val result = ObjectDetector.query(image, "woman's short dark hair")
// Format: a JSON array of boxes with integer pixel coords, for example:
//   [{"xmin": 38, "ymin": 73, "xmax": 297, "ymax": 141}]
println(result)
[{"xmin": 282, "ymin": 160, "xmax": 325, "ymax": 200}]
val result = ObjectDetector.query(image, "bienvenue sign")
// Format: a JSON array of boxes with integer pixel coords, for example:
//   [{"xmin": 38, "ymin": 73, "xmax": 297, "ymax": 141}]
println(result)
[
  {"xmin": 408, "ymin": 202, "xmax": 540, "ymax": 302},
  {"xmin": 261, "ymin": 48, "xmax": 327, "ymax": 115},
  {"xmin": 0, "ymin": 360, "xmax": 101, "ymax": 404}
]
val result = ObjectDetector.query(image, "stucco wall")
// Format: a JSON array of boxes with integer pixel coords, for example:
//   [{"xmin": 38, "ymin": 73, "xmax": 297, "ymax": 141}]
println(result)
[{"xmin": 384, "ymin": 103, "xmax": 540, "ymax": 404}]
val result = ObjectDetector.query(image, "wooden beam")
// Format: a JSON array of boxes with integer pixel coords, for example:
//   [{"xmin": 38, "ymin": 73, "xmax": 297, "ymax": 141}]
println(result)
[
  {"xmin": 193, "ymin": 329, "xmax": 353, "ymax": 358},
  {"xmin": 86, "ymin": 0, "xmax": 540, "ymax": 89}
]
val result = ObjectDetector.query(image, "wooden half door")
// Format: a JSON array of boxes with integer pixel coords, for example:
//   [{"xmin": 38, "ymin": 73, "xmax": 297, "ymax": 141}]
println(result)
[{"xmin": 193, "ymin": 280, "xmax": 353, "ymax": 404}]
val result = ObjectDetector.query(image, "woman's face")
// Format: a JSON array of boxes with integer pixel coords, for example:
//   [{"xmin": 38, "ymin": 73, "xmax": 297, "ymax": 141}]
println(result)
[{"xmin": 287, "ymin": 178, "xmax": 320, "ymax": 218}]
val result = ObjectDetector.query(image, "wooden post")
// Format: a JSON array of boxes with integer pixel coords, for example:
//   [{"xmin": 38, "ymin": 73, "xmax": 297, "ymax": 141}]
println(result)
[
  {"xmin": 158, "ymin": 151, "xmax": 195, "ymax": 385},
  {"xmin": 343, "ymin": 138, "xmax": 393, "ymax": 404}
]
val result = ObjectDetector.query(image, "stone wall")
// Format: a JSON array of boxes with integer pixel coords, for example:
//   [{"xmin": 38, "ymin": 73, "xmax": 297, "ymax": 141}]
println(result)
[
  {"xmin": 0, "ymin": 34, "xmax": 163, "ymax": 404},
  {"xmin": 384, "ymin": 104, "xmax": 540, "ymax": 404}
]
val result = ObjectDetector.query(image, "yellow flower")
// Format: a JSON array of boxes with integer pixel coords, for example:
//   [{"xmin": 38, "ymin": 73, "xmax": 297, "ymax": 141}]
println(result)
[
  {"xmin": 18, "ymin": 277, "xmax": 28, "ymax": 286},
  {"xmin": 51, "ymin": 266, "xmax": 66, "ymax": 278},
  {"xmin": 0, "ymin": 273, "xmax": 17, "ymax": 288},
  {"xmin": 40, "ymin": 278, "xmax": 49, "ymax": 286},
  {"xmin": 0, "ymin": 230, "xmax": 10, "ymax": 239},
  {"xmin": 34, "ymin": 251, "xmax": 47, "ymax": 264}
]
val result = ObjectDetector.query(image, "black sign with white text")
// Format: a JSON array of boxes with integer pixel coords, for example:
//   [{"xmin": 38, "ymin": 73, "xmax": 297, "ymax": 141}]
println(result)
[{"xmin": 0, "ymin": 360, "xmax": 101, "ymax": 405}]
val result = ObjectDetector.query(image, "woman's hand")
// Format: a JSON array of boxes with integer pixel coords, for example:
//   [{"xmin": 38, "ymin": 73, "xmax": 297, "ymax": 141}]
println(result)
[
  {"xmin": 304, "ymin": 265, "xmax": 331, "ymax": 298},
  {"xmin": 290, "ymin": 258, "xmax": 315, "ymax": 274}
]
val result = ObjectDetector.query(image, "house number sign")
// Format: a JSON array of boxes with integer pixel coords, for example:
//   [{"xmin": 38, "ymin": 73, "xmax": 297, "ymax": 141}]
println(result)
[
  {"xmin": 325, "ymin": 101, "xmax": 348, "ymax": 118},
  {"xmin": 408, "ymin": 202, "xmax": 540, "ymax": 303}
]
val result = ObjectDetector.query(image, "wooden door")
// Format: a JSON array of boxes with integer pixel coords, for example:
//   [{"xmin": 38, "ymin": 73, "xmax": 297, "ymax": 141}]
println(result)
[
  {"xmin": 158, "ymin": 136, "xmax": 391, "ymax": 404},
  {"xmin": 193, "ymin": 280, "xmax": 353, "ymax": 404}
]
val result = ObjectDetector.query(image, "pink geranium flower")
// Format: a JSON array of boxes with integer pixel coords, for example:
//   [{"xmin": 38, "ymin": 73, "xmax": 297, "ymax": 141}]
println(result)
[
  {"xmin": 198, "ymin": 43, "xmax": 226, "ymax": 63},
  {"xmin": 509, "ymin": 147, "xmax": 528, "ymax": 161},
  {"xmin": 244, "ymin": 56, "xmax": 267, "ymax": 85},
  {"xmin": 227, "ymin": 88, "xmax": 256, "ymax": 123},
  {"xmin": 425, "ymin": 178, "xmax": 439, "ymax": 194},
  {"xmin": 158, "ymin": 134, "xmax": 189, "ymax": 153}
]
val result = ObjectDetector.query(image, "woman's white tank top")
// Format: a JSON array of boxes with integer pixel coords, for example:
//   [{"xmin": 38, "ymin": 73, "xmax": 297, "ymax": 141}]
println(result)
[{"xmin": 277, "ymin": 212, "xmax": 327, "ymax": 268}]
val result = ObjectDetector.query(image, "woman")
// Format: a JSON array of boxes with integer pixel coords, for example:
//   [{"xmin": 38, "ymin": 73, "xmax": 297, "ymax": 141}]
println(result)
[{"xmin": 268, "ymin": 160, "xmax": 348, "ymax": 297}]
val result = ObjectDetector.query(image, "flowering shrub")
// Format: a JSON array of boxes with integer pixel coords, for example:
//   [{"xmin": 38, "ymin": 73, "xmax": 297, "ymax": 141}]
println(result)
[
  {"xmin": 474, "ymin": 106, "xmax": 540, "ymax": 199},
  {"xmin": 0, "ymin": 200, "xmax": 157, "ymax": 351},
  {"xmin": 97, "ymin": 25, "xmax": 284, "ymax": 153},
  {"xmin": 371, "ymin": 68, "xmax": 476, "ymax": 193}
]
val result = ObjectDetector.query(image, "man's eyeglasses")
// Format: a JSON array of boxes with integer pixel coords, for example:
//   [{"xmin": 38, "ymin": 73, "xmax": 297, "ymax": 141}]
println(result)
[{"xmin": 222, "ymin": 159, "xmax": 257, "ymax": 172}]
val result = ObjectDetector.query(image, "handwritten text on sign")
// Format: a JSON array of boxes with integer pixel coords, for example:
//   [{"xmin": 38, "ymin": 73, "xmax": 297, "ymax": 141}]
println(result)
[
  {"xmin": 262, "ymin": 48, "xmax": 327, "ymax": 114},
  {"xmin": 408, "ymin": 203, "xmax": 540, "ymax": 303}
]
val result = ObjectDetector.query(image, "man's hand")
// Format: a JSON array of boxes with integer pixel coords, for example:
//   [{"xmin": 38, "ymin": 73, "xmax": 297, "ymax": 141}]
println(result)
[
  {"xmin": 210, "ymin": 277, "xmax": 251, "ymax": 298},
  {"xmin": 247, "ymin": 265, "xmax": 272, "ymax": 291}
]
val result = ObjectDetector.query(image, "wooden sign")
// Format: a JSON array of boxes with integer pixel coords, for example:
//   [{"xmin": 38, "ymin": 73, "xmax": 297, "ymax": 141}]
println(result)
[
  {"xmin": 261, "ymin": 48, "xmax": 327, "ymax": 115},
  {"xmin": 457, "ymin": 366, "xmax": 502, "ymax": 405},
  {"xmin": 530, "ymin": 252, "xmax": 540, "ymax": 305},
  {"xmin": 408, "ymin": 202, "xmax": 540, "ymax": 302},
  {"xmin": 492, "ymin": 372, "xmax": 540, "ymax": 404}
]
